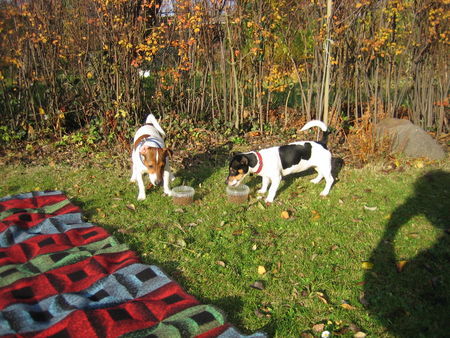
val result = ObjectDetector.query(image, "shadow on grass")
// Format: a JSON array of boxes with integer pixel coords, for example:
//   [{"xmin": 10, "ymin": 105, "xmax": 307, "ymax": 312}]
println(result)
[
  {"xmin": 97, "ymin": 233, "xmax": 259, "ymax": 335},
  {"xmin": 90, "ymin": 218, "xmax": 266, "ymax": 335},
  {"xmin": 70, "ymin": 197, "xmax": 97, "ymax": 220},
  {"xmin": 260, "ymin": 156, "xmax": 345, "ymax": 199},
  {"xmin": 176, "ymin": 142, "xmax": 233, "ymax": 187},
  {"xmin": 364, "ymin": 169, "xmax": 450, "ymax": 337},
  {"xmin": 198, "ymin": 295, "xmax": 249, "ymax": 334},
  {"xmin": 94, "ymin": 222, "xmax": 195, "ymax": 292}
]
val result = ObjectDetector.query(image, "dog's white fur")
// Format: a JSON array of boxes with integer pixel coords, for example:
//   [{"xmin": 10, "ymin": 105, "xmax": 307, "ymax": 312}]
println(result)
[
  {"xmin": 130, "ymin": 114, "xmax": 173, "ymax": 200},
  {"xmin": 229, "ymin": 120, "xmax": 333, "ymax": 203}
]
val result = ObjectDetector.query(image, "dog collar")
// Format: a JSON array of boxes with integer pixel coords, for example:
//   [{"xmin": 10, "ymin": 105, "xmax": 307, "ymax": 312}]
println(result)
[
  {"xmin": 254, "ymin": 151, "xmax": 263, "ymax": 174},
  {"xmin": 140, "ymin": 137, "xmax": 163, "ymax": 149},
  {"xmin": 139, "ymin": 137, "xmax": 163, "ymax": 166}
]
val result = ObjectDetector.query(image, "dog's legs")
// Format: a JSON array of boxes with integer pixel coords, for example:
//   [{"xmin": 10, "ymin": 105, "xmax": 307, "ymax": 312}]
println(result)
[
  {"xmin": 318, "ymin": 166, "xmax": 334, "ymax": 196},
  {"xmin": 310, "ymin": 169, "xmax": 324, "ymax": 184},
  {"xmin": 136, "ymin": 174, "xmax": 146, "ymax": 200},
  {"xmin": 265, "ymin": 175, "xmax": 281, "ymax": 203},
  {"xmin": 130, "ymin": 173, "xmax": 136, "ymax": 183},
  {"xmin": 130, "ymin": 164, "xmax": 137, "ymax": 183},
  {"xmin": 163, "ymin": 171, "xmax": 172, "ymax": 196},
  {"xmin": 163, "ymin": 161, "xmax": 173, "ymax": 196},
  {"xmin": 258, "ymin": 176, "xmax": 270, "ymax": 194},
  {"xmin": 320, "ymin": 174, "xmax": 334, "ymax": 196}
]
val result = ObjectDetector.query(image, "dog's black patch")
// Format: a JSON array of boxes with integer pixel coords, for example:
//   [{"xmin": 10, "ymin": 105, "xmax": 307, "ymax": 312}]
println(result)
[
  {"xmin": 229, "ymin": 153, "xmax": 258, "ymax": 174},
  {"xmin": 317, "ymin": 142, "xmax": 328, "ymax": 150},
  {"xmin": 279, "ymin": 143, "xmax": 312, "ymax": 169},
  {"xmin": 245, "ymin": 152, "xmax": 258, "ymax": 168}
]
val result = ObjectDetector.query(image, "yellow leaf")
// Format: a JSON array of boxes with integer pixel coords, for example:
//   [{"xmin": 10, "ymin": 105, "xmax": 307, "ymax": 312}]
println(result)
[
  {"xmin": 217, "ymin": 260, "xmax": 226, "ymax": 267},
  {"xmin": 396, "ymin": 260, "xmax": 408, "ymax": 272},
  {"xmin": 258, "ymin": 265, "xmax": 266, "ymax": 275},
  {"xmin": 126, "ymin": 204, "xmax": 136, "ymax": 211},
  {"xmin": 316, "ymin": 292, "xmax": 328, "ymax": 304},
  {"xmin": 311, "ymin": 210, "xmax": 321, "ymax": 220},
  {"xmin": 361, "ymin": 261, "xmax": 373, "ymax": 270},
  {"xmin": 312, "ymin": 323, "xmax": 325, "ymax": 332},
  {"xmin": 38, "ymin": 107, "xmax": 45, "ymax": 115},
  {"xmin": 280, "ymin": 210, "xmax": 290, "ymax": 219},
  {"xmin": 341, "ymin": 303, "xmax": 356, "ymax": 310},
  {"xmin": 355, "ymin": 3, "xmax": 363, "ymax": 8}
]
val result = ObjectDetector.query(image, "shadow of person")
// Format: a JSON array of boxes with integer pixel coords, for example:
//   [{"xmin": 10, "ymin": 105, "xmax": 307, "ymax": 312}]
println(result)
[{"xmin": 364, "ymin": 170, "xmax": 450, "ymax": 337}]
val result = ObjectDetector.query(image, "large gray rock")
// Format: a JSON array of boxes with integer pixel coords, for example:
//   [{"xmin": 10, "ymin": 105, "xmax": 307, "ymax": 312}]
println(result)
[{"xmin": 374, "ymin": 118, "xmax": 446, "ymax": 160}]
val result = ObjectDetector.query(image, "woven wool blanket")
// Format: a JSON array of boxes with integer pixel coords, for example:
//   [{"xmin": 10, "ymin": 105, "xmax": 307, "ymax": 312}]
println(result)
[{"xmin": 0, "ymin": 191, "xmax": 265, "ymax": 338}]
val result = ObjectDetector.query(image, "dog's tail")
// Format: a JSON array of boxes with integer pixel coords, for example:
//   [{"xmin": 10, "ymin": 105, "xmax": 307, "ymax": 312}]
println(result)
[
  {"xmin": 300, "ymin": 120, "xmax": 330, "ymax": 146},
  {"xmin": 145, "ymin": 114, "xmax": 166, "ymax": 137}
]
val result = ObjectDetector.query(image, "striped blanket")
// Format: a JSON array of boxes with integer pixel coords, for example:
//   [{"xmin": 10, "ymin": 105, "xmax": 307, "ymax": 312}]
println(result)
[{"xmin": 0, "ymin": 191, "xmax": 264, "ymax": 338}]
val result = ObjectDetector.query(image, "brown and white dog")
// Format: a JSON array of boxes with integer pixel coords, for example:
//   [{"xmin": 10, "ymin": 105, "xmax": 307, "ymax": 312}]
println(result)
[{"xmin": 130, "ymin": 114, "xmax": 173, "ymax": 200}]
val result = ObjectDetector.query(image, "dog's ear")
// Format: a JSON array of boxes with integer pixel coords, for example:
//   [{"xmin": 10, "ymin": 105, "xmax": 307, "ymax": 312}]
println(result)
[
  {"xmin": 240, "ymin": 155, "xmax": 249, "ymax": 166},
  {"xmin": 139, "ymin": 145, "xmax": 149, "ymax": 155},
  {"xmin": 163, "ymin": 148, "xmax": 173, "ymax": 158}
]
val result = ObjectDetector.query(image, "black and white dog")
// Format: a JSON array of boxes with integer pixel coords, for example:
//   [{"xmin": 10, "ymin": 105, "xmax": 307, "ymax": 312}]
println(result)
[{"xmin": 226, "ymin": 120, "xmax": 334, "ymax": 203}]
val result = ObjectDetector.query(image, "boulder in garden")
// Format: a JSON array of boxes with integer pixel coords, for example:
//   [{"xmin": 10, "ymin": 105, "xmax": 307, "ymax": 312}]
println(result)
[{"xmin": 374, "ymin": 118, "xmax": 446, "ymax": 160}]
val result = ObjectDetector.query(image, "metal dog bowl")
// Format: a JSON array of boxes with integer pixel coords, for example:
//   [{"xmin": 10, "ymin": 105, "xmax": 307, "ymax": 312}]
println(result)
[{"xmin": 226, "ymin": 184, "xmax": 249, "ymax": 204}]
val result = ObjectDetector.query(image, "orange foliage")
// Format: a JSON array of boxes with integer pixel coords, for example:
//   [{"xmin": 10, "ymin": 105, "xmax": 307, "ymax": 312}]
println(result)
[{"xmin": 344, "ymin": 98, "xmax": 389, "ymax": 164}]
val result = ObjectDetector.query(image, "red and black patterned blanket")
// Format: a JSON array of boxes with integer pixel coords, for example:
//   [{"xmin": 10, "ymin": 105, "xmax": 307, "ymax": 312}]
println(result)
[{"xmin": 0, "ymin": 191, "xmax": 264, "ymax": 338}]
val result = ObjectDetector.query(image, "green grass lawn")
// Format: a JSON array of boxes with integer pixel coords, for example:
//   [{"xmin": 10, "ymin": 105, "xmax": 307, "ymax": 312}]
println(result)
[{"xmin": 1, "ymin": 155, "xmax": 449, "ymax": 337}]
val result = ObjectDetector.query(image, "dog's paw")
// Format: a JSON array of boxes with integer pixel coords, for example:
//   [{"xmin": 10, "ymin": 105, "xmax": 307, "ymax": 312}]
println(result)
[
  {"xmin": 137, "ymin": 194, "xmax": 146, "ymax": 201},
  {"xmin": 319, "ymin": 192, "xmax": 329, "ymax": 197},
  {"xmin": 130, "ymin": 178, "xmax": 136, "ymax": 183},
  {"xmin": 164, "ymin": 190, "xmax": 173, "ymax": 197},
  {"xmin": 257, "ymin": 189, "xmax": 267, "ymax": 194},
  {"xmin": 310, "ymin": 178, "xmax": 321, "ymax": 184}
]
